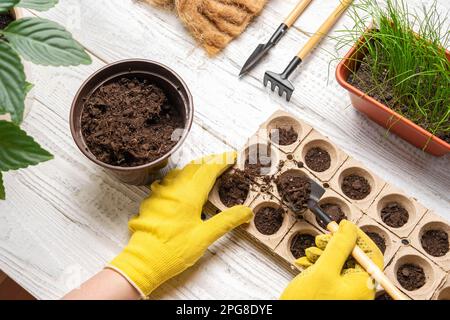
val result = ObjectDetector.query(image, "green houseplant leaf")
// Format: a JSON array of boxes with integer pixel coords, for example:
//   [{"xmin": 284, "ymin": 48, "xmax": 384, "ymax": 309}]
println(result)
[
  {"xmin": 2, "ymin": 17, "xmax": 92, "ymax": 66},
  {"xmin": 0, "ymin": 0, "xmax": 19, "ymax": 13},
  {"xmin": 0, "ymin": 120, "xmax": 53, "ymax": 171},
  {"xmin": 0, "ymin": 41, "xmax": 26, "ymax": 124},
  {"xmin": 17, "ymin": 0, "xmax": 59, "ymax": 11},
  {"xmin": 0, "ymin": 172, "xmax": 4, "ymax": 200}
]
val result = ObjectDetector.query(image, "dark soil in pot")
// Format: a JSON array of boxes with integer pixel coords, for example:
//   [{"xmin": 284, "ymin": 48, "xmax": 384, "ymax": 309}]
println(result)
[
  {"xmin": 381, "ymin": 202, "xmax": 409, "ymax": 228},
  {"xmin": 81, "ymin": 77, "xmax": 184, "ymax": 167},
  {"xmin": 421, "ymin": 229, "xmax": 449, "ymax": 257},
  {"xmin": 275, "ymin": 173, "xmax": 311, "ymax": 211},
  {"xmin": 305, "ymin": 147, "xmax": 331, "ymax": 172},
  {"xmin": 218, "ymin": 169, "xmax": 250, "ymax": 208},
  {"xmin": 348, "ymin": 54, "xmax": 449, "ymax": 143},
  {"xmin": 341, "ymin": 174, "xmax": 371, "ymax": 200},
  {"xmin": 254, "ymin": 206, "xmax": 284, "ymax": 235},
  {"xmin": 244, "ymin": 146, "xmax": 272, "ymax": 177},
  {"xmin": 366, "ymin": 231, "xmax": 386, "ymax": 254},
  {"xmin": 290, "ymin": 233, "xmax": 315, "ymax": 259},
  {"xmin": 375, "ymin": 291, "xmax": 392, "ymax": 300},
  {"xmin": 316, "ymin": 203, "xmax": 347, "ymax": 229},
  {"xmin": 0, "ymin": 13, "xmax": 14, "ymax": 30},
  {"xmin": 397, "ymin": 263, "xmax": 426, "ymax": 291},
  {"xmin": 270, "ymin": 126, "xmax": 298, "ymax": 146}
]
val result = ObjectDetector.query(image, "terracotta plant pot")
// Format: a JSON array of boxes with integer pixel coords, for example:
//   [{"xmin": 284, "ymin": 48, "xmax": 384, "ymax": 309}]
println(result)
[
  {"xmin": 70, "ymin": 59, "xmax": 193, "ymax": 185},
  {"xmin": 336, "ymin": 34, "xmax": 450, "ymax": 157}
]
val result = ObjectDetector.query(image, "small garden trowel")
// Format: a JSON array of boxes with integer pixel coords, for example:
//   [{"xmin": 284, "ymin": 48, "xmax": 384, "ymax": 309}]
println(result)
[
  {"xmin": 264, "ymin": 0, "xmax": 353, "ymax": 101},
  {"xmin": 306, "ymin": 178, "xmax": 409, "ymax": 300},
  {"xmin": 239, "ymin": 0, "xmax": 313, "ymax": 77}
]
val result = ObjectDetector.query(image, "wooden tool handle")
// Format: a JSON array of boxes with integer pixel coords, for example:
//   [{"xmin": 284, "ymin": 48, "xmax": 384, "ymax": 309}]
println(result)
[
  {"xmin": 327, "ymin": 221, "xmax": 409, "ymax": 300},
  {"xmin": 284, "ymin": 0, "xmax": 313, "ymax": 27},
  {"xmin": 297, "ymin": 0, "xmax": 353, "ymax": 59}
]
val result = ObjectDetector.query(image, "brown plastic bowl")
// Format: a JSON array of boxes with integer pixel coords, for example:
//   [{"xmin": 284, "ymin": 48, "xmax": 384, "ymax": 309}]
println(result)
[
  {"xmin": 336, "ymin": 32, "xmax": 450, "ymax": 157},
  {"xmin": 70, "ymin": 59, "xmax": 193, "ymax": 185}
]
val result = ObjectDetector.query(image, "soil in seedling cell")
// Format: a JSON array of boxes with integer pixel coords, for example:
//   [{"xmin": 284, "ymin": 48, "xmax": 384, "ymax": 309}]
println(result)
[
  {"xmin": 381, "ymin": 202, "xmax": 409, "ymax": 228},
  {"xmin": 254, "ymin": 206, "xmax": 285, "ymax": 235},
  {"xmin": 305, "ymin": 147, "xmax": 331, "ymax": 172},
  {"xmin": 244, "ymin": 146, "xmax": 272, "ymax": 177},
  {"xmin": 218, "ymin": 169, "xmax": 250, "ymax": 208},
  {"xmin": 366, "ymin": 232, "xmax": 386, "ymax": 254},
  {"xmin": 317, "ymin": 203, "xmax": 347, "ymax": 229},
  {"xmin": 341, "ymin": 174, "xmax": 371, "ymax": 200},
  {"xmin": 396, "ymin": 263, "xmax": 426, "ymax": 291},
  {"xmin": 421, "ymin": 229, "xmax": 449, "ymax": 257},
  {"xmin": 81, "ymin": 78, "xmax": 184, "ymax": 167},
  {"xmin": 270, "ymin": 127, "xmax": 298, "ymax": 146},
  {"xmin": 375, "ymin": 291, "xmax": 392, "ymax": 300},
  {"xmin": 0, "ymin": 13, "xmax": 14, "ymax": 30},
  {"xmin": 290, "ymin": 233, "xmax": 316, "ymax": 259},
  {"xmin": 275, "ymin": 173, "xmax": 311, "ymax": 212}
]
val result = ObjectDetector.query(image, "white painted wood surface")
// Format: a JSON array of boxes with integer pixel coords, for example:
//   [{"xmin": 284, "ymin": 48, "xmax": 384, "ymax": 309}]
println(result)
[{"xmin": 0, "ymin": 0, "xmax": 449, "ymax": 300}]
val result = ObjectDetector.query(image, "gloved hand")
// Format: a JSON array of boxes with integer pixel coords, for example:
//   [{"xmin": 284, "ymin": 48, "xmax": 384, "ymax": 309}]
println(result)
[
  {"xmin": 281, "ymin": 220, "xmax": 384, "ymax": 300},
  {"xmin": 109, "ymin": 152, "xmax": 253, "ymax": 298}
]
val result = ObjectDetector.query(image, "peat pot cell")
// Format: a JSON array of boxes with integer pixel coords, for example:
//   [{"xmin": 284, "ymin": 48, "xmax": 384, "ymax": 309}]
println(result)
[
  {"xmin": 246, "ymin": 197, "xmax": 296, "ymax": 250},
  {"xmin": 368, "ymin": 185, "xmax": 427, "ymax": 238},
  {"xmin": 209, "ymin": 169, "xmax": 258, "ymax": 211},
  {"xmin": 330, "ymin": 158, "xmax": 385, "ymax": 212},
  {"xmin": 261, "ymin": 110, "xmax": 312, "ymax": 154},
  {"xmin": 375, "ymin": 290, "xmax": 393, "ymax": 300},
  {"xmin": 237, "ymin": 141, "xmax": 281, "ymax": 184},
  {"xmin": 432, "ymin": 275, "xmax": 450, "ymax": 300},
  {"xmin": 410, "ymin": 212, "xmax": 450, "ymax": 271},
  {"xmin": 385, "ymin": 246, "xmax": 446, "ymax": 300},
  {"xmin": 274, "ymin": 220, "xmax": 321, "ymax": 269},
  {"xmin": 304, "ymin": 188, "xmax": 362, "ymax": 233},
  {"xmin": 295, "ymin": 130, "xmax": 348, "ymax": 182},
  {"xmin": 274, "ymin": 168, "xmax": 313, "ymax": 214},
  {"xmin": 357, "ymin": 215, "xmax": 401, "ymax": 267}
]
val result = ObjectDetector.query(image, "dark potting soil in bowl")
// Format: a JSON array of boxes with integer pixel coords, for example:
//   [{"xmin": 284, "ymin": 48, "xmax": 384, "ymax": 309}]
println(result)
[
  {"xmin": 421, "ymin": 229, "xmax": 449, "ymax": 257},
  {"xmin": 218, "ymin": 169, "xmax": 250, "ymax": 208},
  {"xmin": 341, "ymin": 174, "xmax": 371, "ymax": 200},
  {"xmin": 254, "ymin": 206, "xmax": 284, "ymax": 235},
  {"xmin": 270, "ymin": 126, "xmax": 298, "ymax": 146},
  {"xmin": 305, "ymin": 147, "xmax": 331, "ymax": 172},
  {"xmin": 397, "ymin": 263, "xmax": 426, "ymax": 291},
  {"xmin": 275, "ymin": 173, "xmax": 311, "ymax": 212},
  {"xmin": 375, "ymin": 291, "xmax": 392, "ymax": 300},
  {"xmin": 0, "ymin": 13, "xmax": 14, "ymax": 30},
  {"xmin": 381, "ymin": 202, "xmax": 409, "ymax": 228},
  {"xmin": 316, "ymin": 203, "xmax": 347, "ymax": 229},
  {"xmin": 290, "ymin": 233, "xmax": 316, "ymax": 259},
  {"xmin": 366, "ymin": 231, "xmax": 387, "ymax": 254},
  {"xmin": 81, "ymin": 78, "xmax": 184, "ymax": 167}
]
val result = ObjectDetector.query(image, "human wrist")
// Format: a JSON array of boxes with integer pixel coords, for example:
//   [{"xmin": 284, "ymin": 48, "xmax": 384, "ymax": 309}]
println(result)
[{"xmin": 109, "ymin": 231, "xmax": 183, "ymax": 297}]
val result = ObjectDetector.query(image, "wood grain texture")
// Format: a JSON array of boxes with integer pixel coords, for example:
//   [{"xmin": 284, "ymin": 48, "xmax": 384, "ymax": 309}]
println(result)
[{"xmin": 0, "ymin": 0, "xmax": 448, "ymax": 300}]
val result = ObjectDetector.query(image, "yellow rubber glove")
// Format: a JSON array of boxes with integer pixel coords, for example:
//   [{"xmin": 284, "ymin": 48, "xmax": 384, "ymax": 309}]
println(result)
[
  {"xmin": 281, "ymin": 220, "xmax": 384, "ymax": 300},
  {"xmin": 109, "ymin": 152, "xmax": 253, "ymax": 297}
]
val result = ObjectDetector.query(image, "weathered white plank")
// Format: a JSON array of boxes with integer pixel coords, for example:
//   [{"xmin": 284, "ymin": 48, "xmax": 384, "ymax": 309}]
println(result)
[{"xmin": 0, "ymin": 0, "xmax": 448, "ymax": 300}]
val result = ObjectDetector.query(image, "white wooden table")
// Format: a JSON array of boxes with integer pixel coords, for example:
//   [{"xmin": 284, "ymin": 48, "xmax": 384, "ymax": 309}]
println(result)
[{"xmin": 0, "ymin": 0, "xmax": 449, "ymax": 300}]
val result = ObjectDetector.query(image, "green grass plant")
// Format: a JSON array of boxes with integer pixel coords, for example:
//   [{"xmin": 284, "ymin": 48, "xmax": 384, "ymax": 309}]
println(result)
[{"xmin": 336, "ymin": 0, "xmax": 449, "ymax": 143}]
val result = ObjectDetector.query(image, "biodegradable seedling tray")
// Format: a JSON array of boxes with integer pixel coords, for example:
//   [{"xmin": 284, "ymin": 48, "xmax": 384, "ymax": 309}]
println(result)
[
  {"xmin": 357, "ymin": 215, "xmax": 401, "ymax": 268},
  {"xmin": 432, "ymin": 275, "xmax": 450, "ymax": 300},
  {"xmin": 367, "ymin": 184, "xmax": 427, "ymax": 238},
  {"xmin": 293, "ymin": 130, "xmax": 348, "ymax": 182},
  {"xmin": 409, "ymin": 211, "xmax": 450, "ymax": 272},
  {"xmin": 258, "ymin": 110, "xmax": 313, "ymax": 154},
  {"xmin": 303, "ymin": 187, "xmax": 363, "ymax": 233},
  {"xmin": 384, "ymin": 246, "xmax": 446, "ymax": 300},
  {"xmin": 207, "ymin": 110, "xmax": 450, "ymax": 300}
]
